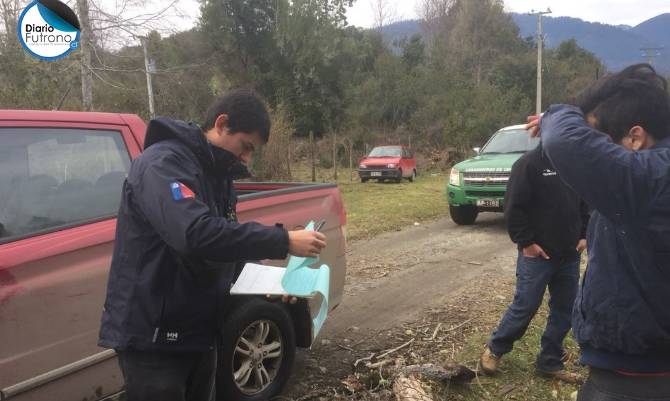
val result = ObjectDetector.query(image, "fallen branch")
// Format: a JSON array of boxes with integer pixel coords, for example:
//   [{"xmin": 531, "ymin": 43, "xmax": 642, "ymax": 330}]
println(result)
[
  {"xmin": 337, "ymin": 343, "xmax": 356, "ymax": 352},
  {"xmin": 354, "ymin": 353, "xmax": 376, "ymax": 367},
  {"xmin": 378, "ymin": 338, "xmax": 415, "ymax": 360},
  {"xmin": 498, "ymin": 384, "xmax": 517, "ymax": 397},
  {"xmin": 474, "ymin": 361, "xmax": 491, "ymax": 399},
  {"xmin": 366, "ymin": 359, "xmax": 394, "ymax": 369},
  {"xmin": 445, "ymin": 318, "xmax": 473, "ymax": 332},
  {"xmin": 431, "ymin": 323, "xmax": 442, "ymax": 340}
]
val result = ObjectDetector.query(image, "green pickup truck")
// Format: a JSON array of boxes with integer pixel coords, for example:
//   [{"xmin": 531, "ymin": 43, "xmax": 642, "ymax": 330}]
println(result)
[{"xmin": 447, "ymin": 124, "xmax": 539, "ymax": 225}]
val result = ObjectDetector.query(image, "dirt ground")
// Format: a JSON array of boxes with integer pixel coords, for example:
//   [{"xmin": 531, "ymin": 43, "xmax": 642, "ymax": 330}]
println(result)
[{"xmin": 283, "ymin": 213, "xmax": 520, "ymax": 400}]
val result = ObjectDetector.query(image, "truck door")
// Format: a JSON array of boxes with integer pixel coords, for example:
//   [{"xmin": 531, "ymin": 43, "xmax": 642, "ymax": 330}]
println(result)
[{"xmin": 0, "ymin": 124, "xmax": 136, "ymax": 401}]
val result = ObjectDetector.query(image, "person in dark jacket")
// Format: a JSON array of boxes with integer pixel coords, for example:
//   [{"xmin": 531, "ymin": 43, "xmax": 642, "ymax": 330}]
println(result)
[
  {"xmin": 529, "ymin": 64, "xmax": 670, "ymax": 400},
  {"xmin": 479, "ymin": 144, "xmax": 589, "ymax": 384},
  {"xmin": 98, "ymin": 89, "xmax": 326, "ymax": 401}
]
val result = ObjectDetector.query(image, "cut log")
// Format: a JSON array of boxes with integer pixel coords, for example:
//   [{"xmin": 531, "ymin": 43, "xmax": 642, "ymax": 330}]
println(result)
[
  {"xmin": 393, "ymin": 374, "xmax": 434, "ymax": 401},
  {"xmin": 401, "ymin": 363, "xmax": 475, "ymax": 384}
]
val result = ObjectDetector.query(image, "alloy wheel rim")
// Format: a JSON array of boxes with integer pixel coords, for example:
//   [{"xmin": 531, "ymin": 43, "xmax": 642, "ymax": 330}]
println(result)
[{"xmin": 232, "ymin": 319, "xmax": 283, "ymax": 395}]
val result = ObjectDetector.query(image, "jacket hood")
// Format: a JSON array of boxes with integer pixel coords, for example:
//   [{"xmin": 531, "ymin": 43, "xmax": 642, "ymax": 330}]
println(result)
[{"xmin": 144, "ymin": 117, "xmax": 249, "ymax": 178}]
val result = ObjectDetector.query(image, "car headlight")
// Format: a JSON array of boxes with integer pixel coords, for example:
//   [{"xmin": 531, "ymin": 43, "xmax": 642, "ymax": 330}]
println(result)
[
  {"xmin": 449, "ymin": 168, "xmax": 461, "ymax": 186},
  {"xmin": 387, "ymin": 163, "xmax": 396, "ymax": 168},
  {"xmin": 359, "ymin": 164, "xmax": 367, "ymax": 169}
]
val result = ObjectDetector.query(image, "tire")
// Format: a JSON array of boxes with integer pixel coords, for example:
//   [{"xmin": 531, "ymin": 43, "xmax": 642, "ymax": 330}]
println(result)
[
  {"xmin": 449, "ymin": 205, "xmax": 478, "ymax": 225},
  {"xmin": 408, "ymin": 170, "xmax": 416, "ymax": 182},
  {"xmin": 217, "ymin": 298, "xmax": 296, "ymax": 401},
  {"xmin": 361, "ymin": 178, "xmax": 369, "ymax": 183},
  {"xmin": 395, "ymin": 170, "xmax": 403, "ymax": 183}
]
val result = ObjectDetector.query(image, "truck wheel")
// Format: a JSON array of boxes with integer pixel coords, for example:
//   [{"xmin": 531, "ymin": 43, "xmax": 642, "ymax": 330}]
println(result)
[
  {"xmin": 217, "ymin": 298, "xmax": 296, "ymax": 401},
  {"xmin": 449, "ymin": 205, "xmax": 478, "ymax": 225},
  {"xmin": 395, "ymin": 170, "xmax": 403, "ymax": 183},
  {"xmin": 408, "ymin": 170, "xmax": 416, "ymax": 182},
  {"xmin": 361, "ymin": 178, "xmax": 369, "ymax": 183}
]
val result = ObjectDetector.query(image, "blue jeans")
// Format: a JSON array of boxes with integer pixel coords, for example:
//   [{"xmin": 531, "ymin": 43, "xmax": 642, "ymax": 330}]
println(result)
[{"xmin": 488, "ymin": 251, "xmax": 579, "ymax": 372}]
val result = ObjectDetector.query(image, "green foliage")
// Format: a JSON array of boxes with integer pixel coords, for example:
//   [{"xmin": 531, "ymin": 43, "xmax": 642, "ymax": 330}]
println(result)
[
  {"xmin": 400, "ymin": 34, "xmax": 425, "ymax": 69},
  {"xmin": 0, "ymin": 0, "xmax": 605, "ymax": 158},
  {"xmin": 0, "ymin": 39, "xmax": 81, "ymax": 110}
]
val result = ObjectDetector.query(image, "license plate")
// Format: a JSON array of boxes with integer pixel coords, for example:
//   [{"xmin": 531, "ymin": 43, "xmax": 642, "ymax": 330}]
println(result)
[
  {"xmin": 476, "ymin": 199, "xmax": 499, "ymax": 208},
  {"xmin": 371, "ymin": 172, "xmax": 382, "ymax": 177}
]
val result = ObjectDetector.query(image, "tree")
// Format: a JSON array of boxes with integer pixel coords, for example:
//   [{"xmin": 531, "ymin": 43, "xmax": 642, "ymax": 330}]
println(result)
[
  {"xmin": 200, "ymin": 0, "xmax": 283, "ymax": 90},
  {"xmin": 201, "ymin": 0, "xmax": 355, "ymax": 136},
  {"xmin": 369, "ymin": 0, "xmax": 397, "ymax": 31},
  {"xmin": 400, "ymin": 34, "xmax": 425, "ymax": 69},
  {"xmin": 74, "ymin": 0, "xmax": 184, "ymax": 111},
  {"xmin": 0, "ymin": 0, "xmax": 20, "ymax": 48},
  {"xmin": 417, "ymin": 0, "xmax": 455, "ymax": 53},
  {"xmin": 442, "ymin": 0, "xmax": 524, "ymax": 86},
  {"xmin": 76, "ymin": 0, "xmax": 93, "ymax": 110}
]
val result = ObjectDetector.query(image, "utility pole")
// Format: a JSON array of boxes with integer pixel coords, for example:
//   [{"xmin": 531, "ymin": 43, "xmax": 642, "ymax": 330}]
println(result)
[
  {"xmin": 640, "ymin": 47, "xmax": 663, "ymax": 66},
  {"xmin": 139, "ymin": 36, "xmax": 156, "ymax": 118},
  {"xmin": 529, "ymin": 8, "xmax": 552, "ymax": 115}
]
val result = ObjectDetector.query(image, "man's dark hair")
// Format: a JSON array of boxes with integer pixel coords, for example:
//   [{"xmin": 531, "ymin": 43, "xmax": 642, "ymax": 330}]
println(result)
[
  {"xmin": 572, "ymin": 63, "xmax": 670, "ymax": 143},
  {"xmin": 202, "ymin": 89, "xmax": 271, "ymax": 143}
]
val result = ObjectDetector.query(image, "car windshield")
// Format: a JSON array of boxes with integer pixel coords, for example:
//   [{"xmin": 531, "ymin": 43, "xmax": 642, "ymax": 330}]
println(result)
[
  {"xmin": 368, "ymin": 147, "xmax": 402, "ymax": 157},
  {"xmin": 480, "ymin": 129, "xmax": 540, "ymax": 154}
]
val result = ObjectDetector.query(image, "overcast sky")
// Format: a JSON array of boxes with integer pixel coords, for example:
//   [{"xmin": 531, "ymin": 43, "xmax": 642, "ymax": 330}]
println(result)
[
  {"xmin": 346, "ymin": 0, "xmax": 670, "ymax": 28},
  {"xmin": 166, "ymin": 0, "xmax": 670, "ymax": 35}
]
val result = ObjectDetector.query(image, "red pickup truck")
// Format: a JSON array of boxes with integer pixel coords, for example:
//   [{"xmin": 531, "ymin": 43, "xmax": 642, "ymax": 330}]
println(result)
[{"xmin": 0, "ymin": 110, "xmax": 347, "ymax": 401}]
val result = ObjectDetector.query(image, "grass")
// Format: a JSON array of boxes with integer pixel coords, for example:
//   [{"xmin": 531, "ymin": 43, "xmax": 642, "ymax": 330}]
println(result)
[
  {"xmin": 338, "ymin": 174, "xmax": 450, "ymax": 241},
  {"xmin": 287, "ymin": 164, "xmax": 451, "ymax": 242},
  {"xmin": 432, "ymin": 265, "xmax": 589, "ymax": 401},
  {"xmin": 444, "ymin": 317, "xmax": 585, "ymax": 401}
]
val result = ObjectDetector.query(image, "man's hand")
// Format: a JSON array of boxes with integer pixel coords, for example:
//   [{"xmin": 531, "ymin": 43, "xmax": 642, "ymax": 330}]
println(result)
[
  {"xmin": 526, "ymin": 114, "xmax": 542, "ymax": 138},
  {"xmin": 523, "ymin": 243, "xmax": 550, "ymax": 259},
  {"xmin": 576, "ymin": 239, "xmax": 587, "ymax": 253},
  {"xmin": 288, "ymin": 230, "xmax": 326, "ymax": 257}
]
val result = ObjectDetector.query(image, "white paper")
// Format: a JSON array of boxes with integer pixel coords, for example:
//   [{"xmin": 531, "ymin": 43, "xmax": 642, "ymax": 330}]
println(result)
[{"xmin": 230, "ymin": 263, "xmax": 287, "ymax": 295}]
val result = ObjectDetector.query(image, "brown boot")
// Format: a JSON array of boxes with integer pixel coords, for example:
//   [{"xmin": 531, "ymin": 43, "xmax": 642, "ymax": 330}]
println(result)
[
  {"xmin": 538, "ymin": 369, "xmax": 584, "ymax": 385},
  {"xmin": 480, "ymin": 346, "xmax": 500, "ymax": 375}
]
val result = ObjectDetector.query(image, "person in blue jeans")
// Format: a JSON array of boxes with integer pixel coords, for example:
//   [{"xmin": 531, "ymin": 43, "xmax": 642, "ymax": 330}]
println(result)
[{"xmin": 480, "ymin": 144, "xmax": 589, "ymax": 384}]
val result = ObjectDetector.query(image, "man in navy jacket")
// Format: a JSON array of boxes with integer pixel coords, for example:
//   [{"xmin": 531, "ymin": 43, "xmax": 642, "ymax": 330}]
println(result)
[
  {"xmin": 531, "ymin": 64, "xmax": 670, "ymax": 400},
  {"xmin": 99, "ymin": 89, "xmax": 326, "ymax": 401}
]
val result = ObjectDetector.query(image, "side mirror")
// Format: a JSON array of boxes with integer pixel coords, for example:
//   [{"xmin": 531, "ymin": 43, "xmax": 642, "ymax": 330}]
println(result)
[{"xmin": 473, "ymin": 147, "xmax": 481, "ymax": 154}]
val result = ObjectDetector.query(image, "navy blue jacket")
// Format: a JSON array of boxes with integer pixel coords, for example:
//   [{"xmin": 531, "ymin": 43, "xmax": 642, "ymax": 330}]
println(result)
[
  {"xmin": 542, "ymin": 104, "xmax": 670, "ymax": 372},
  {"xmin": 505, "ymin": 145, "xmax": 589, "ymax": 259},
  {"xmin": 98, "ymin": 118, "xmax": 289, "ymax": 352}
]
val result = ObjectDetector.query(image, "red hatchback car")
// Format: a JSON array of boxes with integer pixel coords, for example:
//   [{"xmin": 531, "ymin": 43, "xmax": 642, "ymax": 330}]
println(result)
[{"xmin": 358, "ymin": 145, "xmax": 417, "ymax": 183}]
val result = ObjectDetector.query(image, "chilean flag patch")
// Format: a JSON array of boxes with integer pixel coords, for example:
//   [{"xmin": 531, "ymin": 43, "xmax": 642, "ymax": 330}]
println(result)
[{"xmin": 171, "ymin": 182, "xmax": 195, "ymax": 200}]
